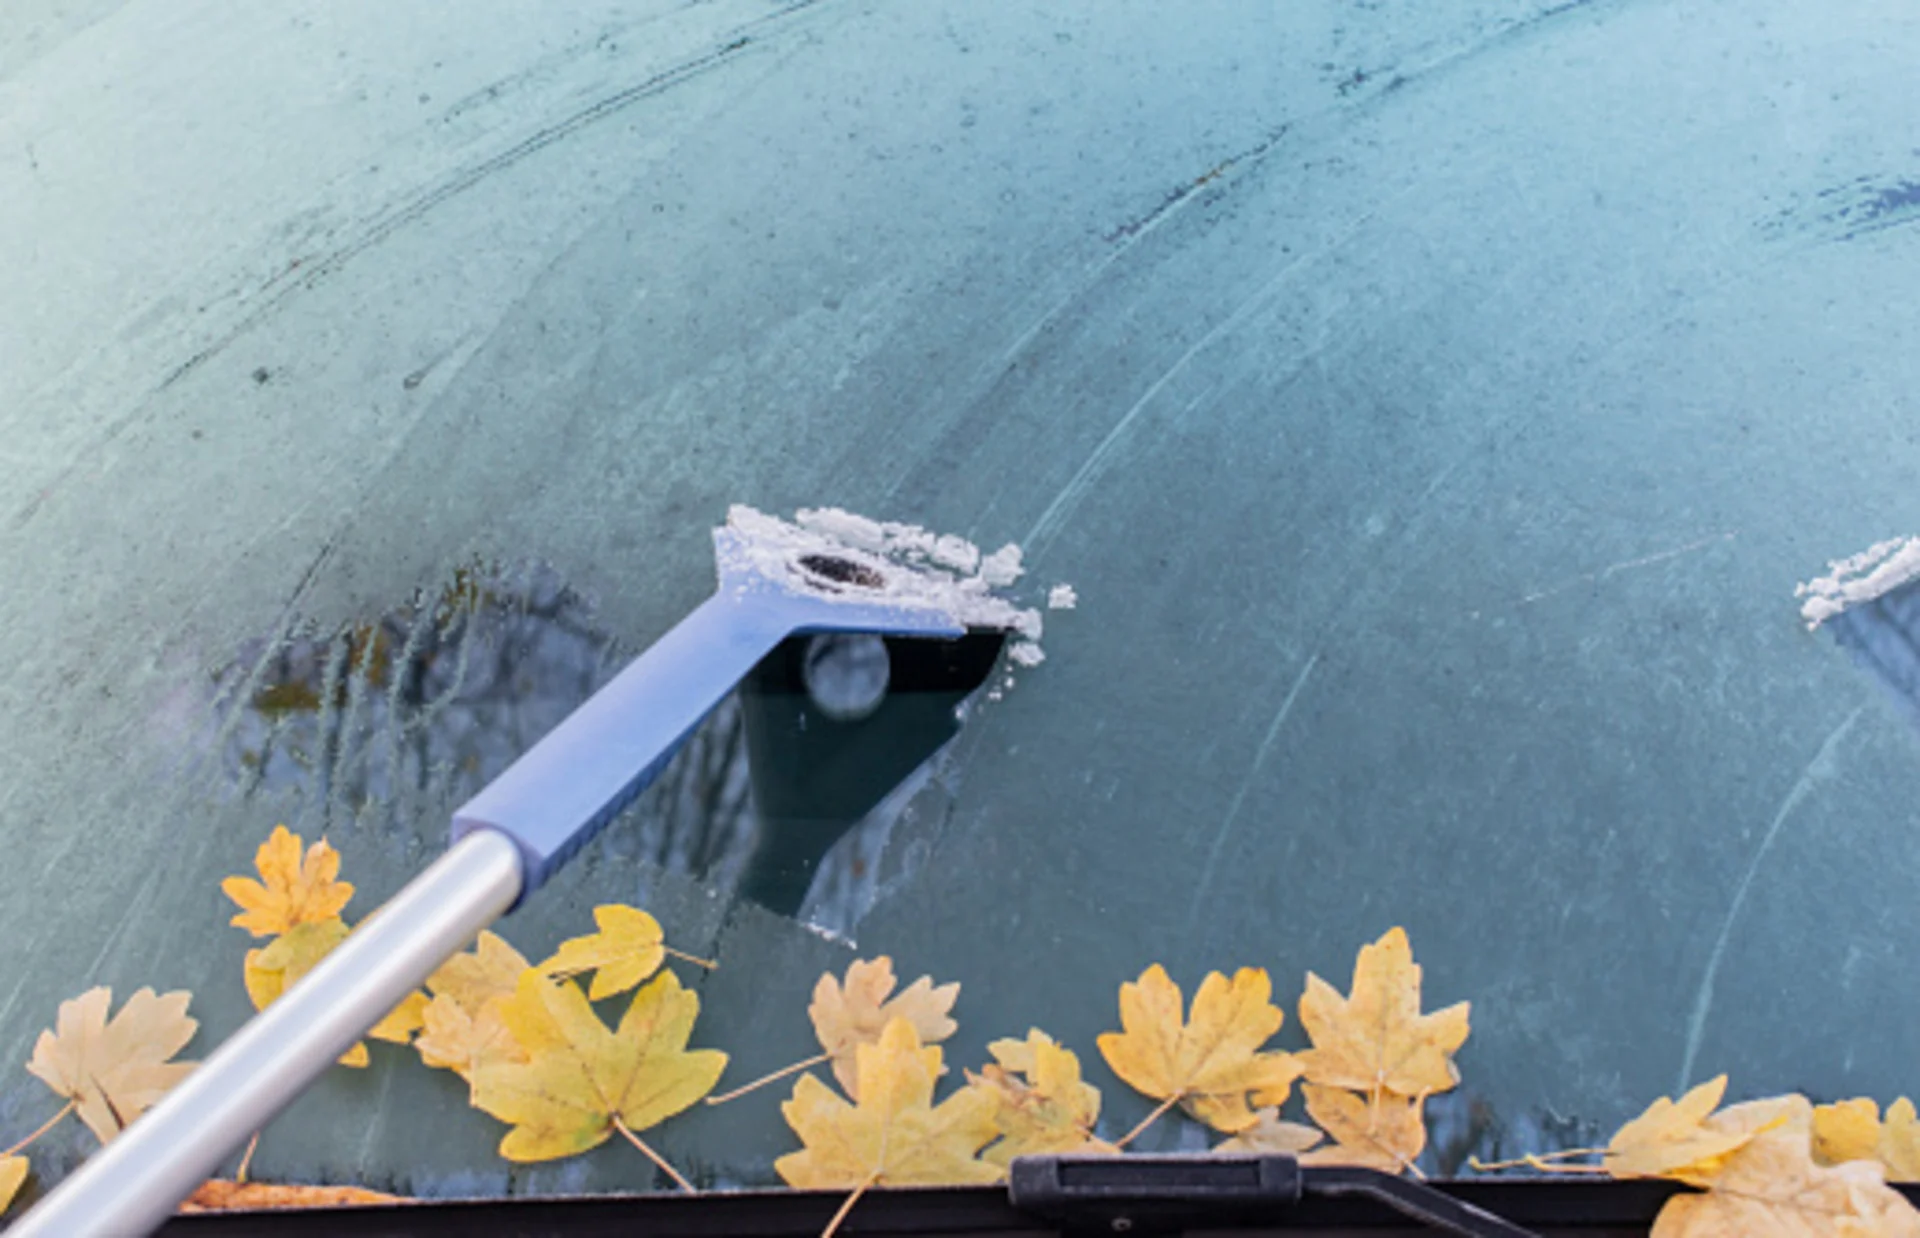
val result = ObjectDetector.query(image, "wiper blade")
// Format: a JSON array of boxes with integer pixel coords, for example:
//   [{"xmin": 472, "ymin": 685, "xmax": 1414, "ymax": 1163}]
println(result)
[{"xmin": 1009, "ymin": 1153, "xmax": 1540, "ymax": 1238}]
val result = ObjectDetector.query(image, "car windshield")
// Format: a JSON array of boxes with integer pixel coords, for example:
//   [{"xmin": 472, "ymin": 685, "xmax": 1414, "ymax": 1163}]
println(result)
[{"xmin": 4, "ymin": 0, "xmax": 1918, "ymax": 1210}]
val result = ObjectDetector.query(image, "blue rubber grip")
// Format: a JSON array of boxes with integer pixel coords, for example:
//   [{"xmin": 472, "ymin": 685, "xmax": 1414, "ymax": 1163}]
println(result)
[{"xmin": 451, "ymin": 533, "xmax": 967, "ymax": 900}]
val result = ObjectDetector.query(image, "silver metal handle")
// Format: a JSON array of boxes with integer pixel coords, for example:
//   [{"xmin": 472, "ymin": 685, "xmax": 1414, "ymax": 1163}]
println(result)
[{"xmin": 13, "ymin": 829, "xmax": 525, "ymax": 1237}]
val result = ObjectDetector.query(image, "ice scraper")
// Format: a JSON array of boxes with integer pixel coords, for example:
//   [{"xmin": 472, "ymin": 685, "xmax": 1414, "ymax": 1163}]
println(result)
[{"xmin": 16, "ymin": 506, "xmax": 1036, "ymax": 1236}]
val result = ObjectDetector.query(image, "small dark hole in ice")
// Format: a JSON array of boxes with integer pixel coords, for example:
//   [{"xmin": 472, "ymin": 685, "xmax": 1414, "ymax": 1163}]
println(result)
[{"xmin": 798, "ymin": 554, "xmax": 886, "ymax": 590}]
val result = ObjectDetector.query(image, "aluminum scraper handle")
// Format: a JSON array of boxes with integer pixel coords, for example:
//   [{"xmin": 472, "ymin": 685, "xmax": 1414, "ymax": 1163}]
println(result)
[{"xmin": 16, "ymin": 528, "xmax": 970, "ymax": 1237}]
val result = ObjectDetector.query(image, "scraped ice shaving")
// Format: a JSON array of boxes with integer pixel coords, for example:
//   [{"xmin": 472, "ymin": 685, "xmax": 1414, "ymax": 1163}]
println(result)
[
  {"xmin": 725, "ymin": 505, "xmax": 1044, "ymax": 642},
  {"xmin": 1048, "ymin": 584, "xmax": 1078, "ymax": 610},
  {"xmin": 802, "ymin": 920, "xmax": 854, "ymax": 947},
  {"xmin": 1797, "ymin": 535, "xmax": 1920, "ymax": 629},
  {"xmin": 792, "ymin": 507, "xmax": 990, "ymax": 576},
  {"xmin": 1009, "ymin": 642, "xmax": 1046, "ymax": 667},
  {"xmin": 979, "ymin": 545, "xmax": 1024, "ymax": 588}
]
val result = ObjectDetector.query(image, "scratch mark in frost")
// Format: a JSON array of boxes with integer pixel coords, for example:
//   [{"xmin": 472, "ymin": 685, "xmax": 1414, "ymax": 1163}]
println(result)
[
  {"xmin": 357, "ymin": 1054, "xmax": 399, "ymax": 1170},
  {"xmin": 1021, "ymin": 276, "xmax": 1257, "ymax": 547},
  {"xmin": 1521, "ymin": 532, "xmax": 1736, "ymax": 605},
  {"xmin": 1023, "ymin": 187, "xmax": 1415, "ymax": 558},
  {"xmin": 0, "ymin": 974, "xmax": 28, "ymax": 1041},
  {"xmin": 996, "ymin": 127, "xmax": 1290, "ymax": 375},
  {"xmin": 1677, "ymin": 705, "xmax": 1861, "ymax": 1091},
  {"xmin": 1182, "ymin": 653, "xmax": 1319, "ymax": 940}
]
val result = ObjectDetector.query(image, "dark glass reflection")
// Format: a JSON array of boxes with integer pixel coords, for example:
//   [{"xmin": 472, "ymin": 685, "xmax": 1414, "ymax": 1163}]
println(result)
[
  {"xmin": 1826, "ymin": 581, "xmax": 1920, "ymax": 742},
  {"xmin": 738, "ymin": 630, "xmax": 1006, "ymax": 915}
]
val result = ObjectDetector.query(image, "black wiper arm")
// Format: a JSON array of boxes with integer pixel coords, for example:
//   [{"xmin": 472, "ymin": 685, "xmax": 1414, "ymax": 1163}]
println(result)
[
  {"xmin": 1305, "ymin": 1165, "xmax": 1541, "ymax": 1237},
  {"xmin": 1009, "ymin": 1153, "xmax": 1541, "ymax": 1238}
]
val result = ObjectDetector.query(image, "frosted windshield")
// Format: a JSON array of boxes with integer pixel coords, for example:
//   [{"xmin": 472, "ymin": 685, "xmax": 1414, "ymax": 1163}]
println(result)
[{"xmin": 3, "ymin": 0, "xmax": 1917, "ymax": 1200}]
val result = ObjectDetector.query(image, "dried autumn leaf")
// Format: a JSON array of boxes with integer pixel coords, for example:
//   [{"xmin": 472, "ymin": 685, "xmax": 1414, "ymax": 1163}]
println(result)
[
  {"xmin": 0, "ymin": 1156, "xmax": 25, "ymax": 1215},
  {"xmin": 369, "ymin": 992, "xmax": 429, "ymax": 1045},
  {"xmin": 1296, "ymin": 928, "xmax": 1469, "ymax": 1100},
  {"xmin": 180, "ymin": 1179, "xmax": 407, "ymax": 1211},
  {"xmin": 26, "ymin": 987, "xmax": 196, "ymax": 1144},
  {"xmin": 1216, "ymin": 1108, "xmax": 1326, "ymax": 1155},
  {"xmin": 243, "ymin": 919, "xmax": 425, "ymax": 1068},
  {"xmin": 222, "ymin": 825, "xmax": 354, "ymax": 938},
  {"xmin": 1604, "ymin": 1077, "xmax": 1784, "ymax": 1183},
  {"xmin": 470, "ymin": 970, "xmax": 726, "ymax": 1167},
  {"xmin": 1804, "ymin": 1096, "xmax": 1920, "ymax": 1185},
  {"xmin": 1814, "ymin": 1098, "xmax": 1883, "ymax": 1166},
  {"xmin": 777, "ymin": 1017, "xmax": 1002, "ymax": 1189},
  {"xmin": 1298, "ymin": 1083, "xmax": 1426, "ymax": 1174},
  {"xmin": 417, "ymin": 931, "xmax": 532, "ymax": 1083},
  {"xmin": 243, "ymin": 918, "xmax": 347, "ymax": 1011},
  {"xmin": 811, "ymin": 957, "xmax": 959, "ymax": 1099},
  {"xmin": 1096, "ymin": 964, "xmax": 1301, "ymax": 1134},
  {"xmin": 538, "ymin": 905, "xmax": 667, "ymax": 1001},
  {"xmin": 969, "ymin": 1029, "xmax": 1114, "ymax": 1165},
  {"xmin": 1882, "ymin": 1099, "xmax": 1920, "ymax": 1183},
  {"xmin": 416, "ymin": 997, "xmax": 527, "ymax": 1087},
  {"xmin": 428, "ymin": 931, "xmax": 529, "ymax": 1012},
  {"xmin": 1649, "ymin": 1100, "xmax": 1920, "ymax": 1237}
]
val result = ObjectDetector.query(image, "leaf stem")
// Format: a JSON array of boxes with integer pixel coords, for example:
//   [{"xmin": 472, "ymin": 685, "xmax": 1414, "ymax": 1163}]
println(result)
[
  {"xmin": 612, "ymin": 1117, "xmax": 695, "ymax": 1193},
  {"xmin": 1115, "ymin": 1092, "xmax": 1183, "ymax": 1149},
  {"xmin": 235, "ymin": 1132, "xmax": 261, "ymax": 1184},
  {"xmin": 1468, "ymin": 1146, "xmax": 1606, "ymax": 1173},
  {"xmin": 664, "ymin": 945, "xmax": 718, "ymax": 970},
  {"xmin": 822, "ymin": 1173, "xmax": 878, "ymax": 1238},
  {"xmin": 2, "ymin": 1101, "xmax": 74, "ymax": 1158},
  {"xmin": 705, "ymin": 1053, "xmax": 832, "ymax": 1105}
]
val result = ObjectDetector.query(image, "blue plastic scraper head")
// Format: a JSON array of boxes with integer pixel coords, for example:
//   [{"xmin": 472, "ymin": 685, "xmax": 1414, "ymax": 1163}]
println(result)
[{"xmin": 451, "ymin": 505, "xmax": 1029, "ymax": 899}]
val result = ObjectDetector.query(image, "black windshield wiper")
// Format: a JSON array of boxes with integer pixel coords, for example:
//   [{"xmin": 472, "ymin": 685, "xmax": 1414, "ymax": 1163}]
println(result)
[{"xmin": 1009, "ymin": 1153, "xmax": 1540, "ymax": 1238}]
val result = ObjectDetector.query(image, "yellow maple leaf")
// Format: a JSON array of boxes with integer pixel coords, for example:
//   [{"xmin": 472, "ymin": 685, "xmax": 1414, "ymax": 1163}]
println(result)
[
  {"xmin": 1807, "ymin": 1096, "xmax": 1920, "ymax": 1185},
  {"xmin": 470, "ymin": 970, "xmax": 726, "ymax": 1180},
  {"xmin": 1649, "ymin": 1100, "xmax": 1920, "ymax": 1237},
  {"xmin": 778, "ymin": 1017, "xmax": 1002, "ymax": 1190},
  {"xmin": 1298, "ymin": 1083, "xmax": 1427, "ymax": 1174},
  {"xmin": 369, "ymin": 991, "xmax": 429, "ymax": 1045},
  {"xmin": 416, "ymin": 932, "xmax": 532, "ymax": 1085},
  {"xmin": 1882, "ymin": 1099, "xmax": 1920, "ymax": 1183},
  {"xmin": 222, "ymin": 825, "xmax": 354, "ymax": 938},
  {"xmin": 26, "ymin": 987, "xmax": 197, "ymax": 1145},
  {"xmin": 427, "ymin": 931, "xmax": 529, "ymax": 1012},
  {"xmin": 810, "ymin": 957, "xmax": 959, "ymax": 1099},
  {"xmin": 243, "ymin": 919, "xmax": 425, "ymax": 1068},
  {"xmin": 179, "ymin": 1179, "xmax": 406, "ymax": 1211},
  {"xmin": 1296, "ymin": 928, "xmax": 1468, "ymax": 1100},
  {"xmin": 538, "ymin": 905, "xmax": 667, "ymax": 1001},
  {"xmin": 1605, "ymin": 1077, "xmax": 1786, "ymax": 1183},
  {"xmin": 0, "ymin": 1156, "xmax": 25, "ymax": 1215},
  {"xmin": 416, "ymin": 996, "xmax": 527, "ymax": 1084},
  {"xmin": 969, "ymin": 1029, "xmax": 1114, "ymax": 1165},
  {"xmin": 1815, "ymin": 1098, "xmax": 1884, "ymax": 1166},
  {"xmin": 1216, "ymin": 1108, "xmax": 1326, "ymax": 1155},
  {"xmin": 1096, "ymin": 964, "xmax": 1301, "ymax": 1135}
]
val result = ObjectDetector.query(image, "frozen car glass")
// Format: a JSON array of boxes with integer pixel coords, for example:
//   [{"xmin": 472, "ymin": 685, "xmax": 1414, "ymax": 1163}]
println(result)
[{"xmin": 1, "ymin": 0, "xmax": 1917, "ymax": 1207}]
